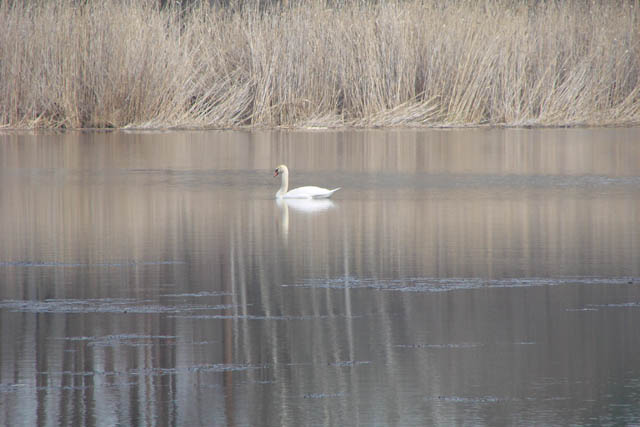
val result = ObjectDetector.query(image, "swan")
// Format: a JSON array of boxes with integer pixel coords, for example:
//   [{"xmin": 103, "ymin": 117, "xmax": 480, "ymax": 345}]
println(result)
[{"xmin": 274, "ymin": 165, "xmax": 340, "ymax": 199}]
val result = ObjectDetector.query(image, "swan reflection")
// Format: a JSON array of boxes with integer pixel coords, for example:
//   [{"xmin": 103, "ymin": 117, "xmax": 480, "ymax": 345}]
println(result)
[
  {"xmin": 277, "ymin": 198, "xmax": 336, "ymax": 239},
  {"xmin": 277, "ymin": 198, "xmax": 335, "ymax": 213}
]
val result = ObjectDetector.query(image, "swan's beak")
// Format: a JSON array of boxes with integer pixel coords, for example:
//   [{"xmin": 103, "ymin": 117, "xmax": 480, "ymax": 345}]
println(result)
[{"xmin": 273, "ymin": 170, "xmax": 279, "ymax": 177}]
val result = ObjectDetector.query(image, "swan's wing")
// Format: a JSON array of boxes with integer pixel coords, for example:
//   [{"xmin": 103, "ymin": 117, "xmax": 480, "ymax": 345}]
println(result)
[{"xmin": 284, "ymin": 186, "xmax": 340, "ymax": 199}]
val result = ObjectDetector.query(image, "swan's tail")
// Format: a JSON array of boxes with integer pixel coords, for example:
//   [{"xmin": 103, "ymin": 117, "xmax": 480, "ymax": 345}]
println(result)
[{"xmin": 313, "ymin": 187, "xmax": 341, "ymax": 199}]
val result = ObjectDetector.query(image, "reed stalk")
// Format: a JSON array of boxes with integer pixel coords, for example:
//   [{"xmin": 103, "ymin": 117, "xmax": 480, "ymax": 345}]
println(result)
[{"xmin": 1, "ymin": 0, "xmax": 639, "ymax": 128}]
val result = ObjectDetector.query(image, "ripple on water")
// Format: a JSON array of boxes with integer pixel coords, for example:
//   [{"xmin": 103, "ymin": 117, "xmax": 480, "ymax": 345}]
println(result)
[
  {"xmin": 283, "ymin": 276, "xmax": 640, "ymax": 293},
  {"xmin": 428, "ymin": 395, "xmax": 505, "ymax": 404},
  {"xmin": 567, "ymin": 302, "xmax": 640, "ymax": 312},
  {"xmin": 303, "ymin": 392, "xmax": 346, "ymax": 399},
  {"xmin": 0, "ymin": 260, "xmax": 185, "ymax": 268},
  {"xmin": 161, "ymin": 291, "xmax": 234, "ymax": 298},
  {"xmin": 171, "ymin": 313, "xmax": 361, "ymax": 321},
  {"xmin": 0, "ymin": 299, "xmax": 241, "ymax": 314},
  {"xmin": 129, "ymin": 364, "xmax": 262, "ymax": 376},
  {"xmin": 328, "ymin": 360, "xmax": 372, "ymax": 367},
  {"xmin": 0, "ymin": 383, "xmax": 26, "ymax": 394},
  {"xmin": 395, "ymin": 343, "xmax": 483, "ymax": 349}
]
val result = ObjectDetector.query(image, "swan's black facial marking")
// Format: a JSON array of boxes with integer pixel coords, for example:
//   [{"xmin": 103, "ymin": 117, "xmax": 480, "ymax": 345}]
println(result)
[{"xmin": 274, "ymin": 168, "xmax": 279, "ymax": 177}]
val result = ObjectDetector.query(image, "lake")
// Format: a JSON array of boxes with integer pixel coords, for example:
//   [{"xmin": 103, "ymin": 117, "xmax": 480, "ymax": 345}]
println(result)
[{"xmin": 0, "ymin": 128, "xmax": 639, "ymax": 426}]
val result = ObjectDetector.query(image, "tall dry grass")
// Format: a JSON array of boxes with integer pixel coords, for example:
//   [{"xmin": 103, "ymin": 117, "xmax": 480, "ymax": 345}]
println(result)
[{"xmin": 1, "ymin": 0, "xmax": 639, "ymax": 128}]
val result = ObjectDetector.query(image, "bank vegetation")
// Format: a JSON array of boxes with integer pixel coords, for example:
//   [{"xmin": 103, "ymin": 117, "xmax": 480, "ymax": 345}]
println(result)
[{"xmin": 1, "ymin": 0, "xmax": 639, "ymax": 129}]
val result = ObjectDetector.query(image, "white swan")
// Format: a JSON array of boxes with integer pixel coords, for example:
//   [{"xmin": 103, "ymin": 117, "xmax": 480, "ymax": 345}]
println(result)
[{"xmin": 274, "ymin": 165, "xmax": 340, "ymax": 199}]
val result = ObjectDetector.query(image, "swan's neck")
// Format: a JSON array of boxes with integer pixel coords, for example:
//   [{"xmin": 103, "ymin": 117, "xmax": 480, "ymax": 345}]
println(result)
[{"xmin": 276, "ymin": 168, "xmax": 289, "ymax": 198}]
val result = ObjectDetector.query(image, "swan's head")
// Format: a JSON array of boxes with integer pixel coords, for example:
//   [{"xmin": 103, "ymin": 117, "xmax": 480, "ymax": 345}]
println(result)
[{"xmin": 274, "ymin": 164, "xmax": 288, "ymax": 177}]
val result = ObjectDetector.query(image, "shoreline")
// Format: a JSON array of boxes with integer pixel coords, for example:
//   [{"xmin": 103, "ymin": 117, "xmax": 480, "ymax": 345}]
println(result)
[{"xmin": 2, "ymin": 123, "xmax": 639, "ymax": 135}]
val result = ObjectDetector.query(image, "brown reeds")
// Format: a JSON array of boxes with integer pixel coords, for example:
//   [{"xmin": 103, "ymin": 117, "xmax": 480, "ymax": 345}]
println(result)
[{"xmin": 1, "ymin": 0, "xmax": 639, "ymax": 129}]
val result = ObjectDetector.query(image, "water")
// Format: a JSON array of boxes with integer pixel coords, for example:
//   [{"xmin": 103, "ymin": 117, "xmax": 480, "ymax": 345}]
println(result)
[{"xmin": 0, "ymin": 128, "xmax": 639, "ymax": 426}]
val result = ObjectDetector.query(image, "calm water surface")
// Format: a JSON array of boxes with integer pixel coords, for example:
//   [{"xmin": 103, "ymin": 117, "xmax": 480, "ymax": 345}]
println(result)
[{"xmin": 0, "ymin": 129, "xmax": 639, "ymax": 426}]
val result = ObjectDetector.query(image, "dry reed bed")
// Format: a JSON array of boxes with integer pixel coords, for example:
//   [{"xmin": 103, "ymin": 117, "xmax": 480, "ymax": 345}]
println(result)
[{"xmin": 1, "ymin": 0, "xmax": 639, "ymax": 129}]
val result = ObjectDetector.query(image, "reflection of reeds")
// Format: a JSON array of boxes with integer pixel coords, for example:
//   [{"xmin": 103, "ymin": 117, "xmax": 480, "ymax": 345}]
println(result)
[{"xmin": 1, "ymin": 0, "xmax": 639, "ymax": 129}]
